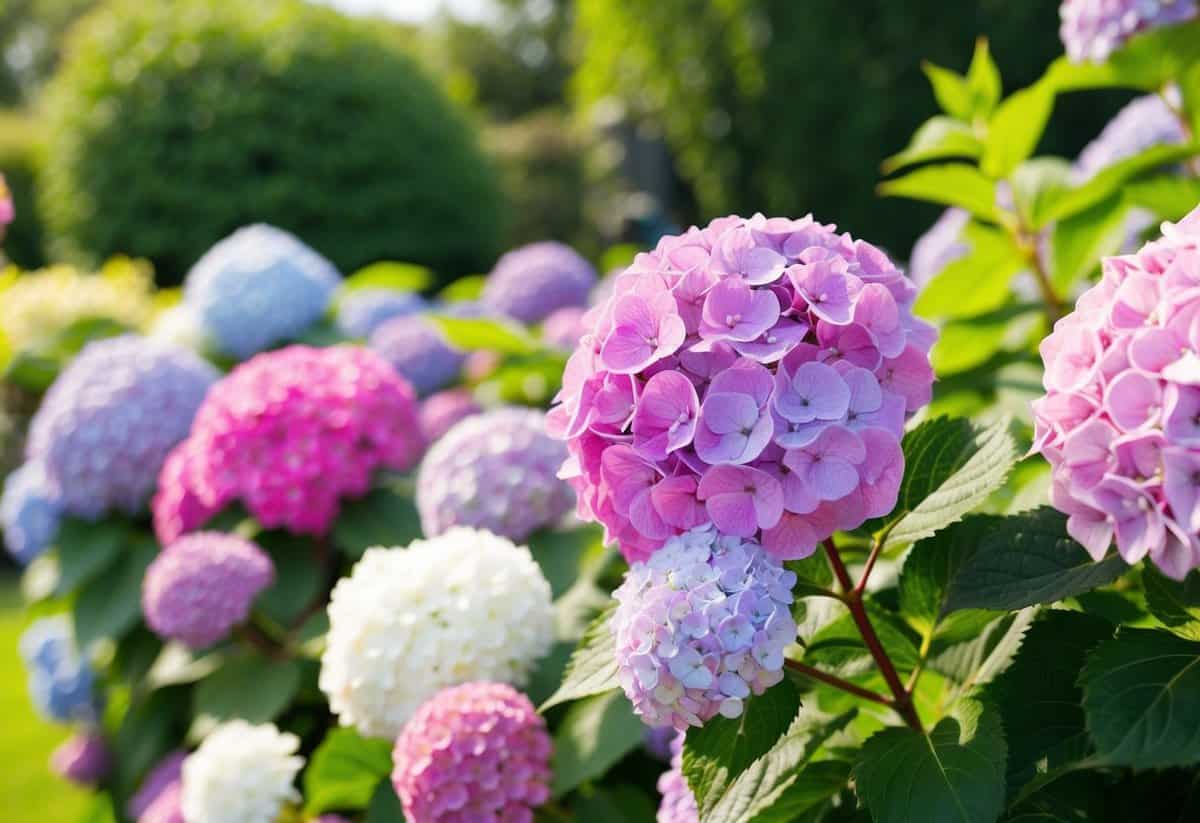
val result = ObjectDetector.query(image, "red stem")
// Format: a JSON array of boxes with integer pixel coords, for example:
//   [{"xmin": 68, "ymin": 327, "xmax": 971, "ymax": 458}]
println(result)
[{"xmin": 784, "ymin": 659, "xmax": 892, "ymax": 707}]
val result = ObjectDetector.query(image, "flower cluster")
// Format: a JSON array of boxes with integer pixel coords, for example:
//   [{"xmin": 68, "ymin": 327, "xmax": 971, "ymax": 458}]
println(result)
[
  {"xmin": 369, "ymin": 316, "xmax": 466, "ymax": 397},
  {"xmin": 549, "ymin": 214, "xmax": 934, "ymax": 562},
  {"xmin": 184, "ymin": 224, "xmax": 341, "ymax": 358},
  {"xmin": 26, "ymin": 335, "xmax": 218, "ymax": 519},
  {"xmin": 391, "ymin": 682, "xmax": 552, "ymax": 823},
  {"xmin": 0, "ymin": 173, "xmax": 12, "ymax": 241},
  {"xmin": 1060, "ymin": 0, "xmax": 1198, "ymax": 62},
  {"xmin": 142, "ymin": 532, "xmax": 275, "ymax": 648},
  {"xmin": 320, "ymin": 528, "xmax": 554, "ymax": 739},
  {"xmin": 337, "ymin": 288, "xmax": 428, "ymax": 338},
  {"xmin": 657, "ymin": 733, "xmax": 699, "ymax": 823},
  {"xmin": 1, "ymin": 462, "xmax": 62, "ymax": 564},
  {"xmin": 612, "ymin": 525, "xmax": 797, "ymax": 729},
  {"xmin": 180, "ymin": 720, "xmax": 303, "ymax": 823},
  {"xmin": 1036, "ymin": 205, "xmax": 1200, "ymax": 579},
  {"xmin": 483, "ymin": 241, "xmax": 598, "ymax": 324},
  {"xmin": 419, "ymin": 389, "xmax": 482, "ymax": 442},
  {"xmin": 128, "ymin": 751, "xmax": 187, "ymax": 822},
  {"xmin": 19, "ymin": 616, "xmax": 100, "ymax": 724},
  {"xmin": 153, "ymin": 345, "xmax": 424, "ymax": 542},
  {"xmin": 51, "ymin": 731, "xmax": 112, "ymax": 787},
  {"xmin": 417, "ymin": 408, "xmax": 574, "ymax": 541},
  {"xmin": 542, "ymin": 306, "xmax": 590, "ymax": 350}
]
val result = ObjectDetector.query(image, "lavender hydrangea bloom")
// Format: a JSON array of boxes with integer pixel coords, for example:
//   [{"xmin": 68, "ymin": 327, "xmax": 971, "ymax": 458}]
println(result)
[
  {"xmin": 26, "ymin": 336, "xmax": 218, "ymax": 519},
  {"xmin": 417, "ymin": 408, "xmax": 574, "ymax": 541},
  {"xmin": 336, "ymin": 289, "xmax": 428, "ymax": 338},
  {"xmin": 142, "ymin": 532, "xmax": 275, "ymax": 648},
  {"xmin": 369, "ymin": 316, "xmax": 465, "ymax": 396},
  {"xmin": 483, "ymin": 241, "xmax": 598, "ymax": 324},
  {"xmin": 1060, "ymin": 0, "xmax": 1198, "ymax": 62},
  {"xmin": 184, "ymin": 224, "xmax": 341, "ymax": 358},
  {"xmin": 51, "ymin": 731, "xmax": 112, "ymax": 786},
  {"xmin": 907, "ymin": 208, "xmax": 969, "ymax": 289},
  {"xmin": 1074, "ymin": 93, "xmax": 1187, "ymax": 182},
  {"xmin": 612, "ymin": 525, "xmax": 797, "ymax": 729},
  {"xmin": 420, "ymin": 389, "xmax": 482, "ymax": 442},
  {"xmin": 19, "ymin": 616, "xmax": 101, "ymax": 724},
  {"xmin": 657, "ymin": 733, "xmax": 699, "ymax": 823},
  {"xmin": 127, "ymin": 751, "xmax": 187, "ymax": 821},
  {"xmin": 1, "ymin": 462, "xmax": 62, "ymax": 564},
  {"xmin": 644, "ymin": 726, "xmax": 679, "ymax": 762},
  {"xmin": 543, "ymin": 306, "xmax": 590, "ymax": 350}
]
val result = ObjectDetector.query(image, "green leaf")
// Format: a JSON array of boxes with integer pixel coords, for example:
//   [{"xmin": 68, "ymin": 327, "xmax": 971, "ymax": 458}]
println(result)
[
  {"xmin": 986, "ymin": 611, "xmax": 1111, "ymax": 791},
  {"xmin": 1124, "ymin": 175, "xmax": 1200, "ymax": 221},
  {"xmin": 304, "ymin": 728, "xmax": 394, "ymax": 814},
  {"xmin": 527, "ymin": 525, "xmax": 607, "ymax": 599},
  {"xmin": 926, "ymin": 607, "xmax": 1037, "ymax": 687},
  {"xmin": 550, "ymin": 689, "xmax": 644, "ymax": 797},
  {"xmin": 1049, "ymin": 194, "xmax": 1132, "ymax": 293},
  {"xmin": 916, "ymin": 222, "xmax": 1025, "ymax": 320},
  {"xmin": 365, "ymin": 779, "xmax": 407, "ymax": 823},
  {"xmin": 193, "ymin": 655, "xmax": 301, "ymax": 724},
  {"xmin": 899, "ymin": 517, "xmax": 996, "ymax": 633},
  {"xmin": 682, "ymin": 679, "xmax": 802, "ymax": 818},
  {"xmin": 785, "ymin": 551, "xmax": 834, "ymax": 599},
  {"xmin": 1011, "ymin": 157, "xmax": 1073, "ymax": 229},
  {"xmin": 1143, "ymin": 567, "xmax": 1200, "ymax": 641},
  {"xmin": 437, "ymin": 274, "xmax": 486, "ymax": 303},
  {"xmin": 805, "ymin": 601, "xmax": 921, "ymax": 677},
  {"xmin": 341, "ymin": 261, "xmax": 433, "ymax": 295},
  {"xmin": 112, "ymin": 686, "xmax": 189, "ymax": 800},
  {"xmin": 3, "ymin": 350, "xmax": 61, "ymax": 392},
  {"xmin": 540, "ymin": 602, "xmax": 619, "ymax": 711},
  {"xmin": 73, "ymin": 537, "xmax": 157, "ymax": 649},
  {"xmin": 1183, "ymin": 61, "xmax": 1200, "ymax": 140},
  {"xmin": 854, "ymin": 699, "xmax": 1007, "ymax": 823},
  {"xmin": 600, "ymin": 244, "xmax": 640, "ymax": 274},
  {"xmin": 879, "ymin": 164, "xmax": 998, "ymax": 220},
  {"xmin": 1045, "ymin": 20, "xmax": 1200, "ymax": 92},
  {"xmin": 1081, "ymin": 628, "xmax": 1200, "ymax": 767},
  {"xmin": 932, "ymin": 310, "xmax": 1035, "ymax": 376},
  {"xmin": 922, "ymin": 61, "xmax": 973, "ymax": 121},
  {"xmin": 1040, "ymin": 143, "xmax": 1200, "ymax": 225},
  {"xmin": 882, "ymin": 117, "xmax": 983, "ymax": 174},
  {"xmin": 966, "ymin": 38, "xmax": 1002, "ymax": 119},
  {"xmin": 55, "ymin": 516, "xmax": 128, "ymax": 594},
  {"xmin": 332, "ymin": 484, "xmax": 423, "ymax": 560},
  {"xmin": 428, "ymin": 314, "xmax": 539, "ymax": 355},
  {"xmin": 570, "ymin": 785, "xmax": 657, "ymax": 822},
  {"xmin": 981, "ymin": 80, "xmax": 1055, "ymax": 179},
  {"xmin": 943, "ymin": 508, "xmax": 1128, "ymax": 613},
  {"xmin": 746, "ymin": 760, "xmax": 851, "ymax": 823},
  {"xmin": 255, "ymin": 531, "xmax": 326, "ymax": 625}
]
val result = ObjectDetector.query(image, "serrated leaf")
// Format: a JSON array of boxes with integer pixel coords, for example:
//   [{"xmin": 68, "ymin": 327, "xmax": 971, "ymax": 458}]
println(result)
[
  {"xmin": 683, "ymin": 679, "xmax": 802, "ymax": 817},
  {"xmin": 1040, "ymin": 143, "xmax": 1200, "ymax": 225},
  {"xmin": 878, "ymin": 164, "xmax": 998, "ymax": 221},
  {"xmin": 304, "ymin": 728, "xmax": 394, "ymax": 814},
  {"xmin": 785, "ymin": 552, "xmax": 834, "ymax": 599},
  {"xmin": 428, "ymin": 314, "xmax": 539, "ymax": 355},
  {"xmin": 540, "ymin": 602, "xmax": 618, "ymax": 711},
  {"xmin": 882, "ymin": 117, "xmax": 983, "ymax": 173},
  {"xmin": 1049, "ymin": 194, "xmax": 1132, "ymax": 292},
  {"xmin": 1143, "ymin": 567, "xmax": 1200, "ymax": 641},
  {"xmin": 854, "ymin": 699, "xmax": 1007, "ymax": 823},
  {"xmin": 747, "ymin": 760, "xmax": 851, "ymax": 823},
  {"xmin": 927, "ymin": 607, "xmax": 1036, "ymax": 688},
  {"xmin": 341, "ymin": 261, "xmax": 433, "ymax": 295},
  {"xmin": 899, "ymin": 516, "xmax": 997, "ymax": 631},
  {"xmin": 55, "ymin": 516, "xmax": 128, "ymax": 594},
  {"xmin": 193, "ymin": 655, "xmax": 301, "ymax": 725},
  {"xmin": 981, "ymin": 80, "xmax": 1055, "ymax": 178},
  {"xmin": 73, "ymin": 537, "xmax": 157, "ymax": 649},
  {"xmin": 1082, "ymin": 628, "xmax": 1200, "ymax": 767},
  {"xmin": 550, "ymin": 689, "xmax": 644, "ymax": 797},
  {"xmin": 916, "ymin": 222, "xmax": 1025, "ymax": 320},
  {"xmin": 332, "ymin": 484, "xmax": 423, "ymax": 560}
]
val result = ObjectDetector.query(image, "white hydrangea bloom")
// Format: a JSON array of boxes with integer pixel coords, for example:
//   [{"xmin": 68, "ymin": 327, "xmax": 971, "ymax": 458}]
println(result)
[
  {"xmin": 181, "ymin": 721, "xmax": 302, "ymax": 823},
  {"xmin": 319, "ymin": 527, "xmax": 555, "ymax": 739}
]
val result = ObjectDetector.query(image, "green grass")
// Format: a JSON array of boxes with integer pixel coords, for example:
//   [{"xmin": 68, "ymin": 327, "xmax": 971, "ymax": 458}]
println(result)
[{"xmin": 0, "ymin": 580, "xmax": 91, "ymax": 820}]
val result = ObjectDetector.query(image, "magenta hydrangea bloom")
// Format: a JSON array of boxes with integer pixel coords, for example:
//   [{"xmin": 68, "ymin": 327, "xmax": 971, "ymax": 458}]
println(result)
[
  {"xmin": 1060, "ymin": 0, "xmax": 1198, "ymax": 62},
  {"xmin": 657, "ymin": 733, "xmax": 699, "ymax": 823},
  {"xmin": 128, "ymin": 751, "xmax": 187, "ymax": 821},
  {"xmin": 612, "ymin": 525, "xmax": 797, "ymax": 730},
  {"xmin": 0, "ymin": 174, "xmax": 12, "ymax": 242},
  {"xmin": 420, "ymin": 389, "xmax": 482, "ymax": 442},
  {"xmin": 142, "ymin": 532, "xmax": 274, "ymax": 648},
  {"xmin": 549, "ymin": 214, "xmax": 935, "ymax": 562},
  {"xmin": 391, "ymin": 682, "xmax": 552, "ymax": 823},
  {"xmin": 51, "ymin": 731, "xmax": 112, "ymax": 787},
  {"xmin": 1036, "ymin": 204, "xmax": 1200, "ymax": 579},
  {"xmin": 483, "ymin": 241, "xmax": 598, "ymax": 324},
  {"xmin": 542, "ymin": 306, "xmax": 590, "ymax": 350},
  {"xmin": 153, "ymin": 345, "xmax": 424, "ymax": 543}
]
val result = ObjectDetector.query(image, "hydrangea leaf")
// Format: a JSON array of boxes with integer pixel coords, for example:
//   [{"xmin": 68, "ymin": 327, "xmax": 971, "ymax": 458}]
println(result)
[
  {"xmin": 965, "ymin": 38, "xmax": 1002, "ymax": 119},
  {"xmin": 1081, "ymin": 629, "xmax": 1200, "ymax": 767},
  {"xmin": 437, "ymin": 274, "xmax": 486, "ymax": 303},
  {"xmin": 428, "ymin": 314, "xmax": 540, "ymax": 355},
  {"xmin": 915, "ymin": 222, "xmax": 1025, "ymax": 321},
  {"xmin": 1125, "ymin": 175, "xmax": 1200, "ymax": 221},
  {"xmin": 1045, "ymin": 20, "xmax": 1200, "ymax": 93},
  {"xmin": 54, "ymin": 515, "xmax": 129, "ymax": 594},
  {"xmin": 331, "ymin": 482, "xmax": 423, "ymax": 561},
  {"xmin": 341, "ymin": 261, "xmax": 433, "ymax": 295},
  {"xmin": 1142, "ymin": 567, "xmax": 1200, "ymax": 642},
  {"xmin": 569, "ymin": 785, "xmax": 657, "ymax": 821},
  {"xmin": 784, "ymin": 551, "xmax": 834, "ymax": 599},
  {"xmin": 364, "ymin": 780, "xmax": 406, "ymax": 823},
  {"xmin": 926, "ymin": 607, "xmax": 1036, "ymax": 688},
  {"xmin": 550, "ymin": 689, "xmax": 645, "ymax": 798},
  {"xmin": 304, "ymin": 727, "xmax": 394, "ymax": 814},
  {"xmin": 192, "ymin": 655, "xmax": 301, "ymax": 726},
  {"xmin": 73, "ymin": 537, "xmax": 157, "ymax": 649},
  {"xmin": 881, "ymin": 117, "xmax": 983, "ymax": 174},
  {"xmin": 540, "ymin": 602, "xmax": 619, "ymax": 712},
  {"xmin": 878, "ymin": 164, "xmax": 999, "ymax": 221},
  {"xmin": 527, "ymin": 524, "xmax": 608, "ymax": 599},
  {"xmin": 1049, "ymin": 193, "xmax": 1131, "ymax": 293},
  {"xmin": 111, "ymin": 685, "xmax": 190, "ymax": 800},
  {"xmin": 254, "ymin": 531, "xmax": 326, "ymax": 625},
  {"xmin": 805, "ymin": 601, "xmax": 921, "ymax": 677},
  {"xmin": 921, "ymin": 61, "xmax": 972, "ymax": 121}
]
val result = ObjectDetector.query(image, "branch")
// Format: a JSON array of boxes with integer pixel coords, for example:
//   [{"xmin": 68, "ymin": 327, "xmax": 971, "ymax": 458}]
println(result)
[{"xmin": 785, "ymin": 659, "xmax": 892, "ymax": 707}]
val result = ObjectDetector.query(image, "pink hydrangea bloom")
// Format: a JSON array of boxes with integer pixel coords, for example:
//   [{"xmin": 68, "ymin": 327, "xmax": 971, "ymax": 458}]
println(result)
[
  {"xmin": 1060, "ymin": 0, "xmax": 1198, "ymax": 62},
  {"xmin": 548, "ymin": 214, "xmax": 935, "ymax": 562},
  {"xmin": 153, "ymin": 345, "xmax": 425, "ymax": 542},
  {"xmin": 391, "ymin": 682, "xmax": 552, "ymax": 823},
  {"xmin": 0, "ymin": 174, "xmax": 13, "ymax": 240},
  {"xmin": 1036, "ymin": 205, "xmax": 1200, "ymax": 579},
  {"xmin": 542, "ymin": 305, "xmax": 590, "ymax": 350},
  {"xmin": 128, "ymin": 751, "xmax": 186, "ymax": 821},
  {"xmin": 419, "ymin": 389, "xmax": 482, "ymax": 442},
  {"xmin": 657, "ymin": 733, "xmax": 699, "ymax": 823}
]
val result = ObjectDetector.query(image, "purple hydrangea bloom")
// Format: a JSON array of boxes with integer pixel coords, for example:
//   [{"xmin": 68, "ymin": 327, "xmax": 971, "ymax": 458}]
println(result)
[
  {"xmin": 907, "ymin": 209, "xmax": 969, "ymax": 289},
  {"xmin": 543, "ymin": 306, "xmax": 590, "ymax": 350},
  {"xmin": 1, "ymin": 462, "xmax": 62, "ymax": 564},
  {"xmin": 1060, "ymin": 0, "xmax": 1198, "ymax": 62},
  {"xmin": 417, "ymin": 408, "xmax": 574, "ymax": 541},
  {"xmin": 51, "ymin": 731, "xmax": 112, "ymax": 786},
  {"xmin": 644, "ymin": 726, "xmax": 679, "ymax": 762},
  {"xmin": 26, "ymin": 335, "xmax": 218, "ymax": 519},
  {"xmin": 19, "ymin": 616, "xmax": 101, "ymax": 724},
  {"xmin": 140, "ymin": 783, "xmax": 184, "ymax": 823},
  {"xmin": 142, "ymin": 532, "xmax": 275, "ymax": 648},
  {"xmin": 1036, "ymin": 204, "xmax": 1200, "ymax": 579},
  {"xmin": 184, "ymin": 224, "xmax": 341, "ymax": 358},
  {"xmin": 420, "ymin": 389, "xmax": 482, "ymax": 442},
  {"xmin": 336, "ymin": 288, "xmax": 428, "ymax": 338},
  {"xmin": 484, "ymin": 241, "xmax": 598, "ymax": 324},
  {"xmin": 128, "ymin": 751, "xmax": 187, "ymax": 821},
  {"xmin": 612, "ymin": 525, "xmax": 797, "ymax": 729},
  {"xmin": 369, "ymin": 316, "xmax": 465, "ymax": 396},
  {"xmin": 1074, "ymin": 94, "xmax": 1187, "ymax": 182},
  {"xmin": 657, "ymin": 733, "xmax": 699, "ymax": 823}
]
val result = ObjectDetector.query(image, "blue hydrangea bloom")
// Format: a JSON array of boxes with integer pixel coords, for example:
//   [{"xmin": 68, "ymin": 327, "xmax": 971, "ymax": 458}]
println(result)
[
  {"xmin": 19, "ymin": 616, "xmax": 100, "ymax": 724},
  {"xmin": 483, "ymin": 242, "xmax": 597, "ymax": 324},
  {"xmin": 0, "ymin": 462, "xmax": 62, "ymax": 565},
  {"xmin": 369, "ymin": 316, "xmax": 465, "ymax": 396},
  {"xmin": 185, "ymin": 224, "xmax": 341, "ymax": 358},
  {"xmin": 336, "ymin": 289, "xmax": 428, "ymax": 339}
]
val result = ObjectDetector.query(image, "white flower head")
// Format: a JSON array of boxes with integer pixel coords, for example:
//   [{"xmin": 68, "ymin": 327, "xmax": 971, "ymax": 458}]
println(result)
[
  {"xmin": 319, "ymin": 527, "xmax": 555, "ymax": 739},
  {"xmin": 181, "ymin": 721, "xmax": 302, "ymax": 823}
]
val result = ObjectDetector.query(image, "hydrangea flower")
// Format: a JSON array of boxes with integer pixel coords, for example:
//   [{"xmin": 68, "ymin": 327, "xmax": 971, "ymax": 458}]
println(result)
[
  {"xmin": 19, "ymin": 616, "xmax": 101, "ymax": 724},
  {"xmin": 369, "ymin": 316, "xmax": 466, "ymax": 396},
  {"xmin": 1036, "ymin": 204, "xmax": 1200, "ymax": 579},
  {"xmin": 391, "ymin": 682, "xmax": 552, "ymax": 822},
  {"xmin": 51, "ymin": 731, "xmax": 112, "ymax": 786},
  {"xmin": 1074, "ymin": 93, "xmax": 1187, "ymax": 182},
  {"xmin": 419, "ymin": 389, "xmax": 482, "ymax": 442},
  {"xmin": 1060, "ymin": 0, "xmax": 1198, "ymax": 62},
  {"xmin": 142, "ymin": 532, "xmax": 275, "ymax": 648},
  {"xmin": 27, "ymin": 335, "xmax": 217, "ymax": 519},
  {"xmin": 644, "ymin": 726, "xmax": 678, "ymax": 762},
  {"xmin": 0, "ymin": 173, "xmax": 12, "ymax": 241},
  {"xmin": 543, "ymin": 306, "xmax": 590, "ymax": 350},
  {"xmin": 1, "ymin": 462, "xmax": 62, "ymax": 565},
  {"xmin": 180, "ymin": 720, "xmax": 303, "ymax": 823},
  {"xmin": 657, "ymin": 733, "xmax": 699, "ymax": 823},
  {"xmin": 907, "ymin": 208, "xmax": 969, "ymax": 289},
  {"xmin": 337, "ymin": 288, "xmax": 428, "ymax": 338},
  {"xmin": 184, "ymin": 223, "xmax": 341, "ymax": 358},
  {"xmin": 320, "ymin": 527, "xmax": 554, "ymax": 739},
  {"xmin": 153, "ymin": 345, "xmax": 424, "ymax": 542},
  {"xmin": 140, "ymin": 784, "xmax": 184, "ymax": 823},
  {"xmin": 612, "ymin": 525, "xmax": 797, "ymax": 729},
  {"xmin": 417, "ymin": 408, "xmax": 574, "ymax": 541},
  {"xmin": 483, "ymin": 241, "xmax": 598, "ymax": 323},
  {"xmin": 549, "ymin": 214, "xmax": 935, "ymax": 562},
  {"xmin": 128, "ymin": 751, "xmax": 187, "ymax": 821}
]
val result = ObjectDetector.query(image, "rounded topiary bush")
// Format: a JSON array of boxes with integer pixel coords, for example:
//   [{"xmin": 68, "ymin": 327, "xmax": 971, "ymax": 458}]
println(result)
[{"xmin": 38, "ymin": 0, "xmax": 506, "ymax": 284}]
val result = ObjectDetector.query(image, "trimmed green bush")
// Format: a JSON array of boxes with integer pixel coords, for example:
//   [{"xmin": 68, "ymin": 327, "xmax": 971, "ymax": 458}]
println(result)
[
  {"xmin": 0, "ymin": 110, "xmax": 47, "ymax": 269},
  {"xmin": 39, "ymin": 0, "xmax": 506, "ymax": 284}
]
